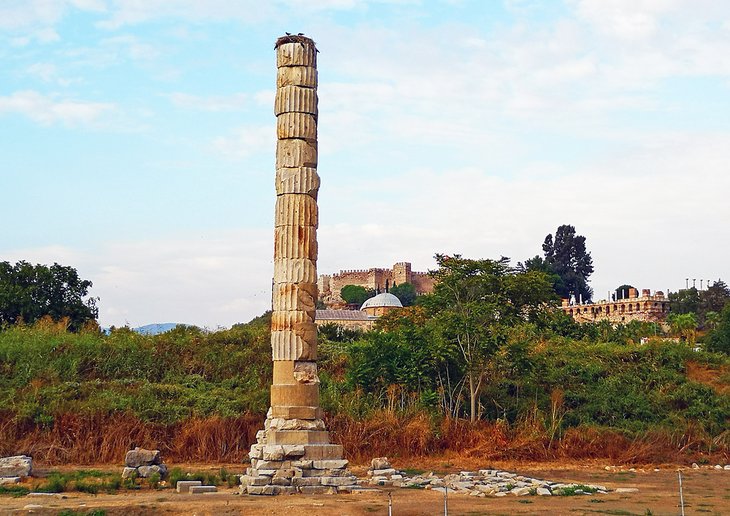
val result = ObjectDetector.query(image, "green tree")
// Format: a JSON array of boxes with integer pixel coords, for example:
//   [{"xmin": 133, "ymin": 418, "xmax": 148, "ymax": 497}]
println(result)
[
  {"xmin": 541, "ymin": 225, "xmax": 594, "ymax": 302},
  {"xmin": 518, "ymin": 255, "xmax": 566, "ymax": 295},
  {"xmin": 669, "ymin": 288, "xmax": 700, "ymax": 316},
  {"xmin": 421, "ymin": 254, "xmax": 555, "ymax": 422},
  {"xmin": 615, "ymin": 284, "xmax": 636, "ymax": 300},
  {"xmin": 706, "ymin": 304, "xmax": 730, "ymax": 354},
  {"xmin": 389, "ymin": 282, "xmax": 417, "ymax": 307},
  {"xmin": 699, "ymin": 280, "xmax": 730, "ymax": 323},
  {"xmin": 340, "ymin": 285, "xmax": 374, "ymax": 307},
  {"xmin": 669, "ymin": 282, "xmax": 729, "ymax": 328},
  {"xmin": 0, "ymin": 261, "xmax": 98, "ymax": 331},
  {"xmin": 667, "ymin": 312, "xmax": 698, "ymax": 345},
  {"xmin": 705, "ymin": 311, "xmax": 721, "ymax": 330}
]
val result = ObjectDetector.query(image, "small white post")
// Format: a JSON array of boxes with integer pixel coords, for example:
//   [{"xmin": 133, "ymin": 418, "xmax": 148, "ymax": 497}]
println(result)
[
  {"xmin": 678, "ymin": 470, "xmax": 685, "ymax": 516},
  {"xmin": 444, "ymin": 484, "xmax": 449, "ymax": 516}
]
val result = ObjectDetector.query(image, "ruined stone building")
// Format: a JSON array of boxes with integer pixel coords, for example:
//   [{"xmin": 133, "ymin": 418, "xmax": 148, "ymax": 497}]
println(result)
[
  {"xmin": 317, "ymin": 261, "xmax": 434, "ymax": 307},
  {"xmin": 562, "ymin": 288, "xmax": 670, "ymax": 324}
]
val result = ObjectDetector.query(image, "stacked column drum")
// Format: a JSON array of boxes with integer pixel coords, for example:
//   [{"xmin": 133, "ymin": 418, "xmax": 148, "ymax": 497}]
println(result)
[{"xmin": 240, "ymin": 36, "xmax": 357, "ymax": 495}]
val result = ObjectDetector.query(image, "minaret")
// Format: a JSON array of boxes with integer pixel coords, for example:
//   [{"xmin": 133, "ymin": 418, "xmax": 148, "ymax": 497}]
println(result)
[{"xmin": 241, "ymin": 35, "xmax": 356, "ymax": 496}]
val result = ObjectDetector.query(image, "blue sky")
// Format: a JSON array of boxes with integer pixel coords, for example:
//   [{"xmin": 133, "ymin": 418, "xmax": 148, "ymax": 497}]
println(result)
[{"xmin": 2, "ymin": 0, "xmax": 729, "ymax": 328}]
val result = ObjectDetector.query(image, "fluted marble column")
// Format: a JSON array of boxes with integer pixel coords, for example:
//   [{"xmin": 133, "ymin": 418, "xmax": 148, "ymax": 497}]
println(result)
[{"xmin": 241, "ymin": 35, "xmax": 356, "ymax": 496}]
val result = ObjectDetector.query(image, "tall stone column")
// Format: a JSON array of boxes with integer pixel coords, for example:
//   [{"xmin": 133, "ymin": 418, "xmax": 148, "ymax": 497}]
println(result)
[{"xmin": 240, "ymin": 35, "xmax": 357, "ymax": 496}]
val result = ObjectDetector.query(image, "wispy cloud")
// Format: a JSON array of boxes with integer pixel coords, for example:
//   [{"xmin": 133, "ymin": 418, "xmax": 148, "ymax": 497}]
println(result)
[
  {"xmin": 212, "ymin": 124, "xmax": 275, "ymax": 159},
  {"xmin": 169, "ymin": 92, "xmax": 248, "ymax": 112},
  {"xmin": 4, "ymin": 230, "xmax": 274, "ymax": 328},
  {"xmin": 0, "ymin": 90, "xmax": 115, "ymax": 126}
]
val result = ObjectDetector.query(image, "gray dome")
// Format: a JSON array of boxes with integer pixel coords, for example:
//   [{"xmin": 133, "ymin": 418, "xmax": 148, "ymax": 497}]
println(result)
[{"xmin": 360, "ymin": 292, "xmax": 403, "ymax": 310}]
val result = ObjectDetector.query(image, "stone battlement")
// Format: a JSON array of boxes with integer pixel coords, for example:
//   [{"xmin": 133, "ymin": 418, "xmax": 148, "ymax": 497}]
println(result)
[
  {"xmin": 318, "ymin": 261, "xmax": 435, "ymax": 308},
  {"xmin": 562, "ymin": 288, "xmax": 670, "ymax": 325}
]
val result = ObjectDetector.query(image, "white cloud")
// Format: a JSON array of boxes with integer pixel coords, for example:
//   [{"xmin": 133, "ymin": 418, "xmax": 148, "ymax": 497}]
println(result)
[
  {"xmin": 169, "ymin": 92, "xmax": 248, "ymax": 112},
  {"xmin": 4, "ymin": 230, "xmax": 274, "ymax": 328},
  {"xmin": 317, "ymin": 130, "xmax": 730, "ymax": 301},
  {"xmin": 212, "ymin": 125, "xmax": 275, "ymax": 159},
  {"xmin": 0, "ymin": 90, "xmax": 114, "ymax": 126}
]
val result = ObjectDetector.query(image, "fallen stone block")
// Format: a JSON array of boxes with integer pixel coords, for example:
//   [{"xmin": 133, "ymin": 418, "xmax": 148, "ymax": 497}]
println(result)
[
  {"xmin": 320, "ymin": 476, "xmax": 357, "ymax": 486},
  {"xmin": 537, "ymin": 487, "xmax": 551, "ymax": 496},
  {"xmin": 292, "ymin": 477, "xmax": 322, "ymax": 487},
  {"xmin": 248, "ymin": 475, "xmax": 274, "ymax": 486},
  {"xmin": 255, "ymin": 460, "xmax": 290, "ymax": 470},
  {"xmin": 371, "ymin": 457, "xmax": 391, "ymax": 470},
  {"xmin": 0, "ymin": 455, "xmax": 32, "ymax": 477},
  {"xmin": 511, "ymin": 487, "xmax": 531, "ymax": 496},
  {"xmin": 138, "ymin": 464, "xmax": 167, "ymax": 478},
  {"xmin": 189, "ymin": 485, "xmax": 217, "ymax": 494},
  {"xmin": 312, "ymin": 459, "xmax": 348, "ymax": 470},
  {"xmin": 372, "ymin": 468, "xmax": 396, "ymax": 476},
  {"xmin": 176, "ymin": 480, "xmax": 202, "ymax": 493},
  {"xmin": 246, "ymin": 485, "xmax": 273, "ymax": 495},
  {"xmin": 299, "ymin": 485, "xmax": 336, "ymax": 495},
  {"xmin": 0, "ymin": 477, "xmax": 21, "ymax": 485},
  {"xmin": 272, "ymin": 476, "xmax": 291, "ymax": 486},
  {"xmin": 124, "ymin": 448, "xmax": 160, "ymax": 468},
  {"xmin": 121, "ymin": 467, "xmax": 137, "ymax": 479}
]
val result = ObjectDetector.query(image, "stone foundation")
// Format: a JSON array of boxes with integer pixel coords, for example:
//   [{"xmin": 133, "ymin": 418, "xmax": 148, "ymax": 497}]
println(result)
[{"xmin": 240, "ymin": 410, "xmax": 357, "ymax": 495}]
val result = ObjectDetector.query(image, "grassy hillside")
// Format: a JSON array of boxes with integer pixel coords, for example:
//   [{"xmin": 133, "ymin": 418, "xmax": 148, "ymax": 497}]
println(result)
[{"xmin": 0, "ymin": 315, "xmax": 727, "ymax": 464}]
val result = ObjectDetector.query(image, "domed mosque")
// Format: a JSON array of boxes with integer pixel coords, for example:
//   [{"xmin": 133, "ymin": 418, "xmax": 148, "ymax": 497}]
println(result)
[
  {"xmin": 315, "ymin": 290, "xmax": 403, "ymax": 330},
  {"xmin": 360, "ymin": 292, "xmax": 402, "ymax": 316}
]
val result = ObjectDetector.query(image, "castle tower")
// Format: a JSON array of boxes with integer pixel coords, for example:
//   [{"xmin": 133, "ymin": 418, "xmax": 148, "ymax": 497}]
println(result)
[{"xmin": 240, "ymin": 35, "xmax": 357, "ymax": 496}]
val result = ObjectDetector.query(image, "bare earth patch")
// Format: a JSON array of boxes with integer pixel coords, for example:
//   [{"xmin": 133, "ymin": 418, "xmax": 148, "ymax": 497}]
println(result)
[{"xmin": 3, "ymin": 462, "xmax": 729, "ymax": 515}]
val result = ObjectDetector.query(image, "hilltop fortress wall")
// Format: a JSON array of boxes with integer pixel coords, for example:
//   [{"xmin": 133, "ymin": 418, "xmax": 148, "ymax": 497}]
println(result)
[{"xmin": 318, "ymin": 262, "xmax": 435, "ymax": 307}]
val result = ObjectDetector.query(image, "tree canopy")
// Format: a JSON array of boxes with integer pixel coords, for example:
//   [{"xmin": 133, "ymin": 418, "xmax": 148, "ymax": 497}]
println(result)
[
  {"xmin": 420, "ymin": 254, "xmax": 556, "ymax": 422},
  {"xmin": 0, "ymin": 261, "xmax": 98, "ymax": 331},
  {"xmin": 389, "ymin": 282, "xmax": 417, "ymax": 307},
  {"xmin": 340, "ymin": 284, "xmax": 375, "ymax": 306},
  {"xmin": 706, "ymin": 304, "xmax": 730, "ymax": 354},
  {"xmin": 541, "ymin": 225, "xmax": 594, "ymax": 302},
  {"xmin": 670, "ymin": 281, "xmax": 730, "ymax": 329}
]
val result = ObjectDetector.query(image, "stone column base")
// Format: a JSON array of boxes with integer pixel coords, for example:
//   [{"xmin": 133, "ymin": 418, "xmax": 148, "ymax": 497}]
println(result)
[{"xmin": 241, "ymin": 412, "xmax": 358, "ymax": 495}]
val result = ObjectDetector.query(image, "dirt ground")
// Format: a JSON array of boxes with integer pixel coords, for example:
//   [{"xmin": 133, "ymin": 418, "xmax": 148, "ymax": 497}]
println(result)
[{"xmin": 3, "ymin": 461, "xmax": 729, "ymax": 515}]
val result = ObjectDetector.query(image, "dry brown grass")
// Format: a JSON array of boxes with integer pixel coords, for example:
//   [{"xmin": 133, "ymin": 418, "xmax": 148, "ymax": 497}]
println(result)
[
  {"xmin": 328, "ymin": 412, "xmax": 729, "ymax": 465},
  {"xmin": 686, "ymin": 360, "xmax": 730, "ymax": 394},
  {"xmin": 0, "ymin": 412, "xmax": 263, "ymax": 465},
  {"xmin": 2, "ymin": 411, "xmax": 727, "ymax": 466}
]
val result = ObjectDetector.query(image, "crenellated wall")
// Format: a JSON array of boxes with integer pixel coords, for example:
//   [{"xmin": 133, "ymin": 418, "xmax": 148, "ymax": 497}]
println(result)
[
  {"xmin": 562, "ymin": 289, "xmax": 670, "ymax": 325},
  {"xmin": 318, "ymin": 261, "xmax": 434, "ymax": 307}
]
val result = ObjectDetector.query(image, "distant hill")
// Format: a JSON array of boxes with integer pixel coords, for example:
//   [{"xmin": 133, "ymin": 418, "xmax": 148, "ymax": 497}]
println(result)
[{"xmin": 133, "ymin": 323, "xmax": 181, "ymax": 335}]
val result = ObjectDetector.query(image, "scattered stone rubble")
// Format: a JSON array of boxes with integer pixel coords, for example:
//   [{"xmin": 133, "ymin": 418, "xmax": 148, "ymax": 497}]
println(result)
[
  {"xmin": 365, "ymin": 458, "xmax": 610, "ymax": 497},
  {"xmin": 122, "ymin": 448, "xmax": 168, "ymax": 479},
  {"xmin": 0, "ymin": 455, "xmax": 32, "ymax": 484}
]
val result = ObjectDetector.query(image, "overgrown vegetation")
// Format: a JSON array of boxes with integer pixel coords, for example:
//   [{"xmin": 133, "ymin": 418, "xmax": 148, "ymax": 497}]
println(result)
[{"xmin": 0, "ymin": 255, "xmax": 728, "ymax": 465}]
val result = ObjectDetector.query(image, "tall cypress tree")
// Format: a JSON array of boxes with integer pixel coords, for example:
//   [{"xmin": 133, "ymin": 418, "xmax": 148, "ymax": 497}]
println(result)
[{"xmin": 542, "ymin": 225, "xmax": 594, "ymax": 302}]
